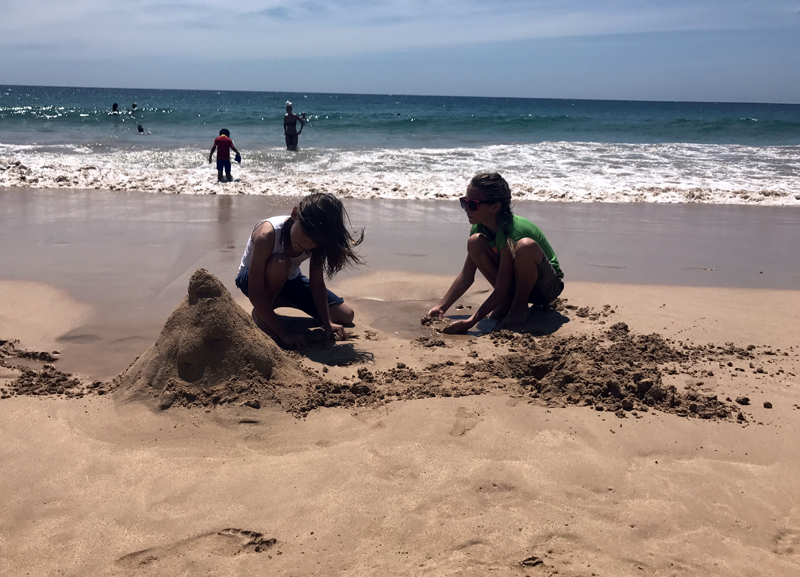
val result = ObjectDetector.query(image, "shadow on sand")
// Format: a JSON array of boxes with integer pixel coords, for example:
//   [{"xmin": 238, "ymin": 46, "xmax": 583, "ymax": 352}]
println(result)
[
  {"xmin": 466, "ymin": 306, "xmax": 570, "ymax": 337},
  {"xmin": 277, "ymin": 314, "xmax": 375, "ymax": 366}
]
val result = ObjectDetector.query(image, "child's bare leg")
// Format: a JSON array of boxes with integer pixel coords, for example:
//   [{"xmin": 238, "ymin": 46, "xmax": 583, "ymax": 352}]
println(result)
[
  {"xmin": 466, "ymin": 233, "xmax": 510, "ymax": 319},
  {"xmin": 252, "ymin": 254, "xmax": 292, "ymax": 341},
  {"xmin": 217, "ymin": 170, "xmax": 224, "ymax": 182},
  {"xmin": 271, "ymin": 295, "xmax": 293, "ymax": 309},
  {"xmin": 500, "ymin": 238, "xmax": 545, "ymax": 328},
  {"xmin": 252, "ymin": 309, "xmax": 280, "ymax": 339},
  {"xmin": 329, "ymin": 302, "xmax": 355, "ymax": 326},
  {"xmin": 467, "ymin": 233, "xmax": 500, "ymax": 285}
]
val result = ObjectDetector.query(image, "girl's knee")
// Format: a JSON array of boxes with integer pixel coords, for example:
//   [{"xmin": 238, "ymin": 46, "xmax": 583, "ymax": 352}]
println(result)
[
  {"xmin": 330, "ymin": 302, "xmax": 355, "ymax": 325},
  {"xmin": 515, "ymin": 238, "xmax": 545, "ymax": 263},
  {"xmin": 467, "ymin": 232, "xmax": 491, "ymax": 254}
]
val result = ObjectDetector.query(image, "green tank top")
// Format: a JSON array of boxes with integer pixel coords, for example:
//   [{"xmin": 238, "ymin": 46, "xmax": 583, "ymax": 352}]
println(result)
[{"xmin": 471, "ymin": 214, "xmax": 563, "ymax": 277}]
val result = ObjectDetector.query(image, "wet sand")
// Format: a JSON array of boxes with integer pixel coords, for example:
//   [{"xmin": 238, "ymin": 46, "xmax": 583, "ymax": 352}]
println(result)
[
  {"xmin": 1, "ymin": 187, "xmax": 800, "ymax": 576},
  {"xmin": 2, "ymin": 187, "xmax": 799, "ymax": 380}
]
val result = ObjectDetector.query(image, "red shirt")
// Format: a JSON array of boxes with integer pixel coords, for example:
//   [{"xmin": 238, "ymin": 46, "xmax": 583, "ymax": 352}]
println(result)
[{"xmin": 214, "ymin": 135, "xmax": 234, "ymax": 160}]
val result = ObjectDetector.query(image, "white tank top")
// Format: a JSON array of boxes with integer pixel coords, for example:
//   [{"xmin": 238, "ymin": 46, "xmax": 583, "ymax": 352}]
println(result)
[{"xmin": 238, "ymin": 215, "xmax": 310, "ymax": 280}]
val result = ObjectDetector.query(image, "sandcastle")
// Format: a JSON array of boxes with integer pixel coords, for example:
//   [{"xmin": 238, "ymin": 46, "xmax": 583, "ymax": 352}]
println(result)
[{"xmin": 115, "ymin": 269, "xmax": 306, "ymax": 410}]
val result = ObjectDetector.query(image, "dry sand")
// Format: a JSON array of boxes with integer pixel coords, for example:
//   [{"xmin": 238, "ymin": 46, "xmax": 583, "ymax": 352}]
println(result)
[
  {"xmin": 2, "ymin": 274, "xmax": 800, "ymax": 576},
  {"xmin": 1, "ymin": 189, "xmax": 800, "ymax": 576}
]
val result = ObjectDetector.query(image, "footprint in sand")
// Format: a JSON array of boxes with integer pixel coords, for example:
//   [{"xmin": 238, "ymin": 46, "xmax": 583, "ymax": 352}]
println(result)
[
  {"xmin": 450, "ymin": 407, "xmax": 483, "ymax": 437},
  {"xmin": 116, "ymin": 528, "xmax": 276, "ymax": 570},
  {"xmin": 773, "ymin": 529, "xmax": 800, "ymax": 555}
]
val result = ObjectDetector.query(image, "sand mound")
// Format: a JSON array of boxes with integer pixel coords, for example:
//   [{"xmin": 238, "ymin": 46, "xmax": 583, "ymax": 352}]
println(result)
[
  {"xmin": 114, "ymin": 269, "xmax": 307, "ymax": 410},
  {"xmin": 484, "ymin": 323, "xmax": 738, "ymax": 419},
  {"xmin": 293, "ymin": 322, "xmax": 760, "ymax": 421},
  {"xmin": 1, "ymin": 338, "xmax": 108, "ymax": 399}
]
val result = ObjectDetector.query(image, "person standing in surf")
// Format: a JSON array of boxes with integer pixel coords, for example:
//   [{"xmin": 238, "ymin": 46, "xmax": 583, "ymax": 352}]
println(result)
[
  {"xmin": 235, "ymin": 192, "xmax": 364, "ymax": 349},
  {"xmin": 283, "ymin": 101, "xmax": 306, "ymax": 151},
  {"xmin": 428, "ymin": 172, "xmax": 564, "ymax": 333},
  {"xmin": 208, "ymin": 128, "xmax": 240, "ymax": 182}
]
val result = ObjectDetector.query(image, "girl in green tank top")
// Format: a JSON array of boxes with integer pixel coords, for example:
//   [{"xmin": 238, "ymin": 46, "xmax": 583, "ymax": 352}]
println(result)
[{"xmin": 428, "ymin": 172, "xmax": 564, "ymax": 333}]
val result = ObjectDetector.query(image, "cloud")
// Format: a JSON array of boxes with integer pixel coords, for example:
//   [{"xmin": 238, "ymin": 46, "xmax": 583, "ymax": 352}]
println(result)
[{"xmin": 0, "ymin": 0, "xmax": 798, "ymax": 63}]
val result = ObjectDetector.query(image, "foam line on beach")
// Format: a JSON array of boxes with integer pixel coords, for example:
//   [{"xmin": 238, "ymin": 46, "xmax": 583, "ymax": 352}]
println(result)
[{"xmin": 2, "ymin": 141, "xmax": 799, "ymax": 205}]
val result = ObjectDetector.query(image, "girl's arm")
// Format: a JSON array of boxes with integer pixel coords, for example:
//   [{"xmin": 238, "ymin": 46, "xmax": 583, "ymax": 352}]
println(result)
[
  {"xmin": 309, "ymin": 259, "xmax": 346, "ymax": 341},
  {"xmin": 444, "ymin": 246, "xmax": 514, "ymax": 334},
  {"xmin": 428, "ymin": 255, "xmax": 477, "ymax": 318},
  {"xmin": 247, "ymin": 223, "xmax": 304, "ymax": 347}
]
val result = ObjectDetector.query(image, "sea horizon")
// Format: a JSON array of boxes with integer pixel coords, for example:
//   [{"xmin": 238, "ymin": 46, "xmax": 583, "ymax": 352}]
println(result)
[{"xmin": 5, "ymin": 82, "xmax": 800, "ymax": 107}]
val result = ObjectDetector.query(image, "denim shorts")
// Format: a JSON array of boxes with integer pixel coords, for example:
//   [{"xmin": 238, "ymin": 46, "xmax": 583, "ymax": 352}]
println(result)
[
  {"xmin": 216, "ymin": 159, "xmax": 231, "ymax": 172},
  {"xmin": 235, "ymin": 268, "xmax": 344, "ymax": 319}
]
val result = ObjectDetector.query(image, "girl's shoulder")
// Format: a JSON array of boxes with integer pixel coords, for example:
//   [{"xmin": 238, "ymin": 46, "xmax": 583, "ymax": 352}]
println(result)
[
  {"xmin": 511, "ymin": 214, "xmax": 541, "ymax": 233},
  {"xmin": 258, "ymin": 215, "xmax": 291, "ymax": 233},
  {"xmin": 253, "ymin": 217, "xmax": 284, "ymax": 240}
]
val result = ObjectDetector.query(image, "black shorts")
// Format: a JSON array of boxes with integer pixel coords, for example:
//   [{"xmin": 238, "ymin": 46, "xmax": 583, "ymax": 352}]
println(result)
[
  {"xmin": 528, "ymin": 259, "xmax": 564, "ymax": 305},
  {"xmin": 285, "ymin": 134, "xmax": 298, "ymax": 148},
  {"xmin": 235, "ymin": 269, "xmax": 344, "ymax": 319}
]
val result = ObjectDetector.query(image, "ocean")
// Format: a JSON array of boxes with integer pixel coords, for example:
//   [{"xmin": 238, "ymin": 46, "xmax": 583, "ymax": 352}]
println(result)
[{"xmin": 1, "ymin": 85, "xmax": 799, "ymax": 204}]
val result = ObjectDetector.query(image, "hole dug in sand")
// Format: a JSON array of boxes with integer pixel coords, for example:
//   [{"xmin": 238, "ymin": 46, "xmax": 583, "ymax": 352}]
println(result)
[{"xmin": 114, "ymin": 269, "xmax": 311, "ymax": 411}]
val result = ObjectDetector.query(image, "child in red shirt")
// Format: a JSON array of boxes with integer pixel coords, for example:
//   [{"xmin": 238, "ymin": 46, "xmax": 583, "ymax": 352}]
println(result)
[{"xmin": 208, "ymin": 128, "xmax": 241, "ymax": 182}]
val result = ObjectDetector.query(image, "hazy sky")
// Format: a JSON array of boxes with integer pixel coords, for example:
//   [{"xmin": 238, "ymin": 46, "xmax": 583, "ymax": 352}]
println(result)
[{"xmin": 2, "ymin": 0, "xmax": 799, "ymax": 102}]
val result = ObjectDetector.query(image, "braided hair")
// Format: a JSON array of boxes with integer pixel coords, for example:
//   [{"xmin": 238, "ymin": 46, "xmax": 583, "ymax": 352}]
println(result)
[
  {"xmin": 283, "ymin": 192, "xmax": 365, "ymax": 278},
  {"xmin": 469, "ymin": 172, "xmax": 516, "ymax": 256}
]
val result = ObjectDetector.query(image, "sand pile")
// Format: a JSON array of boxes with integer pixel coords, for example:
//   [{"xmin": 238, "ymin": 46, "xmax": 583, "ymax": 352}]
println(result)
[
  {"xmin": 0, "ymin": 338, "xmax": 60, "ymax": 363},
  {"xmin": 293, "ymin": 322, "xmax": 765, "ymax": 421},
  {"xmin": 483, "ymin": 323, "xmax": 738, "ymax": 419},
  {"xmin": 114, "ymin": 269, "xmax": 308, "ymax": 410},
  {"xmin": 1, "ymin": 338, "xmax": 107, "ymax": 399}
]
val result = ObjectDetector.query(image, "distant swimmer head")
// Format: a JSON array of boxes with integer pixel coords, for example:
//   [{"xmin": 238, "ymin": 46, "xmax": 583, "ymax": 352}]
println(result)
[
  {"xmin": 285, "ymin": 101, "xmax": 293, "ymax": 110},
  {"xmin": 137, "ymin": 124, "xmax": 144, "ymax": 133},
  {"xmin": 219, "ymin": 128, "xmax": 230, "ymax": 137},
  {"xmin": 112, "ymin": 103, "xmax": 118, "ymax": 111},
  {"xmin": 132, "ymin": 102, "xmax": 137, "ymax": 110}
]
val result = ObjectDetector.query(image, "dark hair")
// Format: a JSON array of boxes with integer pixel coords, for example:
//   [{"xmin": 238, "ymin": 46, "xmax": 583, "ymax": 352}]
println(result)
[
  {"xmin": 219, "ymin": 128, "xmax": 230, "ymax": 137},
  {"xmin": 284, "ymin": 192, "xmax": 365, "ymax": 278},
  {"xmin": 469, "ymin": 172, "xmax": 516, "ymax": 254}
]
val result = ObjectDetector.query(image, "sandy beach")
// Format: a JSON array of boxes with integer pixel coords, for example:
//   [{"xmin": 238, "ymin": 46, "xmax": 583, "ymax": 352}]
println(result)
[{"xmin": 1, "ymin": 187, "xmax": 800, "ymax": 576}]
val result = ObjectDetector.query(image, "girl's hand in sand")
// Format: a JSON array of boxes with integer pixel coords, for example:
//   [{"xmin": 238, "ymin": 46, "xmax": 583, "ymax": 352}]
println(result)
[
  {"xmin": 324, "ymin": 323, "xmax": 347, "ymax": 341},
  {"xmin": 427, "ymin": 305, "xmax": 446, "ymax": 319},
  {"xmin": 442, "ymin": 318, "xmax": 474, "ymax": 334}
]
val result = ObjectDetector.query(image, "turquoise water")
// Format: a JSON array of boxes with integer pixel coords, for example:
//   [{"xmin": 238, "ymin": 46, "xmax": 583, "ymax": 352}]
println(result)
[
  {"xmin": 3, "ymin": 85, "xmax": 800, "ymax": 148},
  {"xmin": 1, "ymin": 85, "xmax": 799, "ymax": 204}
]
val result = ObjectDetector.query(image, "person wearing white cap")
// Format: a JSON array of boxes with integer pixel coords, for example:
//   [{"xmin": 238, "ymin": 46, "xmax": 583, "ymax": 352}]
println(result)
[{"xmin": 283, "ymin": 101, "xmax": 306, "ymax": 151}]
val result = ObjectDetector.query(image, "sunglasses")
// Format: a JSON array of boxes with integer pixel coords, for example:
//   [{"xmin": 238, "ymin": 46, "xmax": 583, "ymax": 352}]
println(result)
[{"xmin": 459, "ymin": 197, "xmax": 495, "ymax": 211}]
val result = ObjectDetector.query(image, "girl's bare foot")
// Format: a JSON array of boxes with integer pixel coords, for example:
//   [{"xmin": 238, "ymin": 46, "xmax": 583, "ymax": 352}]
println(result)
[{"xmin": 498, "ymin": 303, "xmax": 530, "ymax": 329}]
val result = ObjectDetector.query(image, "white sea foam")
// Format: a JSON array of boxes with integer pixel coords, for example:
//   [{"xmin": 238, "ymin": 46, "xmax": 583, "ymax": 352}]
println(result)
[{"xmin": 1, "ymin": 141, "xmax": 799, "ymax": 205}]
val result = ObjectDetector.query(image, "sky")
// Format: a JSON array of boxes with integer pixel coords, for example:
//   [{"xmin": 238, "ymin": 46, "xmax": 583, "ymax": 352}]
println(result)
[{"xmin": 1, "ymin": 0, "xmax": 799, "ymax": 103}]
